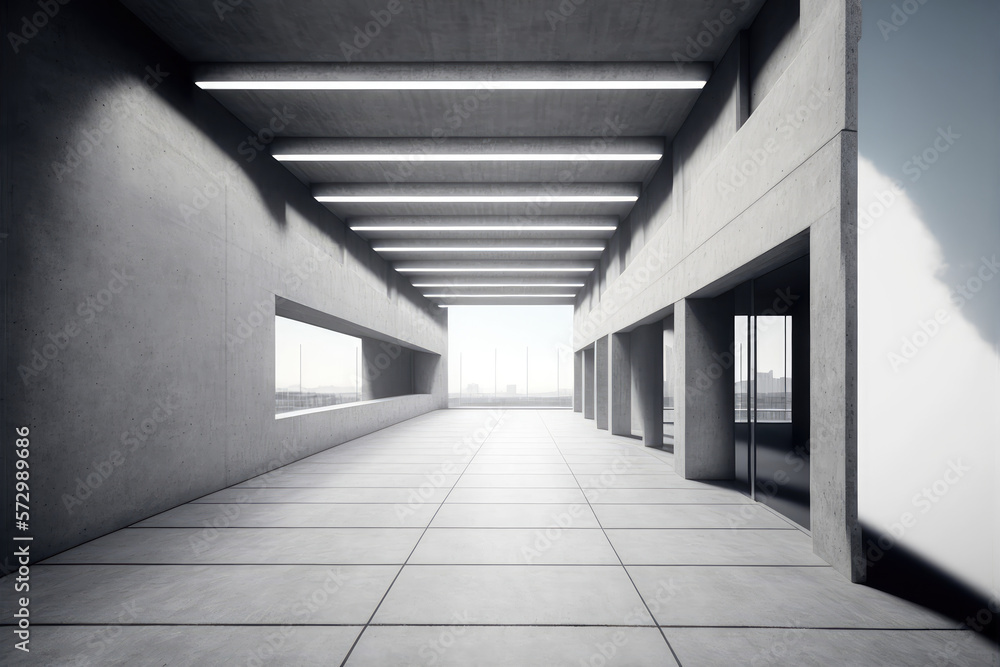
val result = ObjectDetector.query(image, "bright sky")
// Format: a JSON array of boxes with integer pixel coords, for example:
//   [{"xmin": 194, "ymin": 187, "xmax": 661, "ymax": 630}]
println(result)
[
  {"xmin": 447, "ymin": 305, "xmax": 573, "ymax": 394},
  {"xmin": 275, "ymin": 316, "xmax": 361, "ymax": 391}
]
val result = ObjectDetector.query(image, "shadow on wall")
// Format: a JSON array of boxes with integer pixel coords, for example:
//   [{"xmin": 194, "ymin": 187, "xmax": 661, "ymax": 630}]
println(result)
[{"xmin": 862, "ymin": 522, "xmax": 999, "ymax": 646}]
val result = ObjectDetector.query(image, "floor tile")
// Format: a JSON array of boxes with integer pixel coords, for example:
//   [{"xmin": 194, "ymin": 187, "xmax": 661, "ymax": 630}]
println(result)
[
  {"xmin": 462, "ymin": 463, "xmax": 571, "ymax": 475},
  {"xmin": 409, "ymin": 528, "xmax": 620, "ymax": 564},
  {"xmin": 606, "ymin": 529, "xmax": 826, "ymax": 565},
  {"xmin": 234, "ymin": 472, "xmax": 461, "ymax": 488},
  {"xmin": 454, "ymin": 474, "xmax": 580, "ymax": 488},
  {"xmin": 346, "ymin": 626, "xmax": 678, "ymax": 667},
  {"xmin": 577, "ymin": 473, "xmax": 710, "ymax": 489},
  {"xmin": 445, "ymin": 488, "xmax": 588, "ymax": 504},
  {"xmin": 662, "ymin": 627, "xmax": 998, "ymax": 667},
  {"xmin": 628, "ymin": 565, "xmax": 961, "ymax": 629},
  {"xmin": 431, "ymin": 503, "xmax": 599, "ymax": 528},
  {"xmin": 135, "ymin": 502, "xmax": 438, "ymax": 528},
  {"xmin": 585, "ymin": 487, "xmax": 752, "ymax": 504},
  {"xmin": 2, "ymin": 626, "xmax": 362, "ymax": 667},
  {"xmin": 43, "ymin": 527, "xmax": 424, "ymax": 565},
  {"xmin": 373, "ymin": 565, "xmax": 655, "ymax": 625},
  {"xmin": 593, "ymin": 503, "xmax": 795, "ymax": 529},
  {"xmin": 192, "ymin": 486, "xmax": 450, "ymax": 504},
  {"xmin": 5, "ymin": 564, "xmax": 397, "ymax": 624}
]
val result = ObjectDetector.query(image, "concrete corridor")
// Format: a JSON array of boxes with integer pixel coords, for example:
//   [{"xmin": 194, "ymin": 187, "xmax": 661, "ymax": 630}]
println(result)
[{"xmin": 4, "ymin": 410, "xmax": 995, "ymax": 665}]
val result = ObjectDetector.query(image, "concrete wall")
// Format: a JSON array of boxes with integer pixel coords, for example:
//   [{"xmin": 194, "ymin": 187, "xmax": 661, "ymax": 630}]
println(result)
[
  {"xmin": 572, "ymin": 0, "xmax": 862, "ymax": 580},
  {"xmin": 0, "ymin": 0, "xmax": 447, "ymax": 568}
]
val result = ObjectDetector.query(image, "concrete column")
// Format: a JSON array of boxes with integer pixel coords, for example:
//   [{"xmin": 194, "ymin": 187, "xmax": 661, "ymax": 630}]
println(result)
[
  {"xmin": 573, "ymin": 350, "xmax": 583, "ymax": 413},
  {"xmin": 810, "ymin": 136, "xmax": 863, "ymax": 583},
  {"xmin": 595, "ymin": 336, "xmax": 609, "ymax": 430},
  {"xmin": 675, "ymin": 296, "xmax": 735, "ymax": 480},
  {"xmin": 583, "ymin": 347, "xmax": 595, "ymax": 420},
  {"xmin": 630, "ymin": 323, "xmax": 662, "ymax": 447},
  {"xmin": 610, "ymin": 333, "xmax": 632, "ymax": 436}
]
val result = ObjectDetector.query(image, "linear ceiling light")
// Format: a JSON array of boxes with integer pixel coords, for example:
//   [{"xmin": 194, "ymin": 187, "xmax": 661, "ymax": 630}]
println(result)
[
  {"xmin": 318, "ymin": 195, "xmax": 637, "ymax": 203},
  {"xmin": 277, "ymin": 153, "xmax": 661, "ymax": 162},
  {"xmin": 424, "ymin": 294, "xmax": 576, "ymax": 298},
  {"xmin": 396, "ymin": 267, "xmax": 594, "ymax": 273},
  {"xmin": 352, "ymin": 225, "xmax": 617, "ymax": 232},
  {"xmin": 196, "ymin": 81, "xmax": 705, "ymax": 91},
  {"xmin": 374, "ymin": 247, "xmax": 604, "ymax": 253},
  {"xmin": 412, "ymin": 283, "xmax": 585, "ymax": 288}
]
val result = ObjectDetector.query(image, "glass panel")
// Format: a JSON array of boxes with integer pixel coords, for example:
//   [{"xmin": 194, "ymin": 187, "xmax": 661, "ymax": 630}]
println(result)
[
  {"xmin": 734, "ymin": 316, "xmax": 750, "ymax": 423},
  {"xmin": 448, "ymin": 306, "xmax": 572, "ymax": 408},
  {"xmin": 275, "ymin": 316, "xmax": 361, "ymax": 414},
  {"xmin": 755, "ymin": 315, "xmax": 792, "ymax": 423},
  {"xmin": 663, "ymin": 325, "xmax": 676, "ymax": 424}
]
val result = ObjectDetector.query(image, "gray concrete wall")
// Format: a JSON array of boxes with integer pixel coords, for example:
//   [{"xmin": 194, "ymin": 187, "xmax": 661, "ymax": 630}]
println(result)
[
  {"xmin": 0, "ymin": 0, "xmax": 447, "ymax": 568},
  {"xmin": 675, "ymin": 296, "xmax": 736, "ymax": 479},
  {"xmin": 573, "ymin": 0, "xmax": 862, "ymax": 580},
  {"xmin": 362, "ymin": 338, "xmax": 414, "ymax": 400}
]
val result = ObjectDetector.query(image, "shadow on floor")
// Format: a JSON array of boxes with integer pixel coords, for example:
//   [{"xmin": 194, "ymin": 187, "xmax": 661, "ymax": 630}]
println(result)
[{"xmin": 862, "ymin": 522, "xmax": 999, "ymax": 646}]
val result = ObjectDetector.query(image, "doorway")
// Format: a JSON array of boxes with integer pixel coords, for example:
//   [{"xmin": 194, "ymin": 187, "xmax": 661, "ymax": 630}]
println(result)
[{"xmin": 734, "ymin": 255, "xmax": 810, "ymax": 528}]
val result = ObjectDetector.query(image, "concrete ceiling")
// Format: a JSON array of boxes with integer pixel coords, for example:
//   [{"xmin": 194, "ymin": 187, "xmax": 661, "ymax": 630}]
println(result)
[{"xmin": 121, "ymin": 0, "xmax": 766, "ymax": 306}]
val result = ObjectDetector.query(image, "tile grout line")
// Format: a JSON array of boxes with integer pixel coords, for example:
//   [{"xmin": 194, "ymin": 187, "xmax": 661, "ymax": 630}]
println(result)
[
  {"xmin": 336, "ymin": 409, "xmax": 506, "ymax": 667},
  {"xmin": 537, "ymin": 411, "xmax": 685, "ymax": 667}
]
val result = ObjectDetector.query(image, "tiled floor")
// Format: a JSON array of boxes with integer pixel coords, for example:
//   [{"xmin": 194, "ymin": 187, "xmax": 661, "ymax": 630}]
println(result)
[{"xmin": 3, "ymin": 409, "xmax": 998, "ymax": 666}]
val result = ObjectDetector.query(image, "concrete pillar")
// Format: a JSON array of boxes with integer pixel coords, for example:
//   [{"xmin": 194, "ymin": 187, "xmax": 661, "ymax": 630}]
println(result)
[
  {"xmin": 583, "ymin": 347, "xmax": 595, "ymax": 420},
  {"xmin": 675, "ymin": 296, "xmax": 735, "ymax": 480},
  {"xmin": 595, "ymin": 336, "xmax": 609, "ymax": 430},
  {"xmin": 630, "ymin": 323, "xmax": 662, "ymax": 447},
  {"xmin": 811, "ymin": 146, "xmax": 863, "ymax": 583},
  {"xmin": 573, "ymin": 350, "xmax": 583, "ymax": 413},
  {"xmin": 610, "ymin": 333, "xmax": 632, "ymax": 436}
]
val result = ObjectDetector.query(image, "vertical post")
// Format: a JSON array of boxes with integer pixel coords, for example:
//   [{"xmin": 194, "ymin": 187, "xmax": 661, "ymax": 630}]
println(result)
[
  {"xmin": 630, "ymin": 323, "xmax": 663, "ymax": 447},
  {"xmin": 610, "ymin": 332, "xmax": 632, "ymax": 436},
  {"xmin": 675, "ymin": 296, "xmax": 735, "ymax": 477},
  {"xmin": 595, "ymin": 335, "xmax": 609, "ymax": 430}
]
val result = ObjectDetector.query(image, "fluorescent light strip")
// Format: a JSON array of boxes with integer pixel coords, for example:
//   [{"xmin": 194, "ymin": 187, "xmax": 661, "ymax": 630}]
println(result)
[
  {"xmin": 412, "ymin": 283, "xmax": 584, "ymax": 288},
  {"xmin": 196, "ymin": 81, "xmax": 705, "ymax": 91},
  {"xmin": 374, "ymin": 247, "xmax": 604, "ymax": 253},
  {"xmin": 276, "ymin": 153, "xmax": 661, "ymax": 162},
  {"xmin": 318, "ymin": 195, "xmax": 637, "ymax": 203},
  {"xmin": 352, "ymin": 225, "xmax": 617, "ymax": 232},
  {"xmin": 396, "ymin": 267, "xmax": 594, "ymax": 273},
  {"xmin": 424, "ymin": 294, "xmax": 576, "ymax": 298}
]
